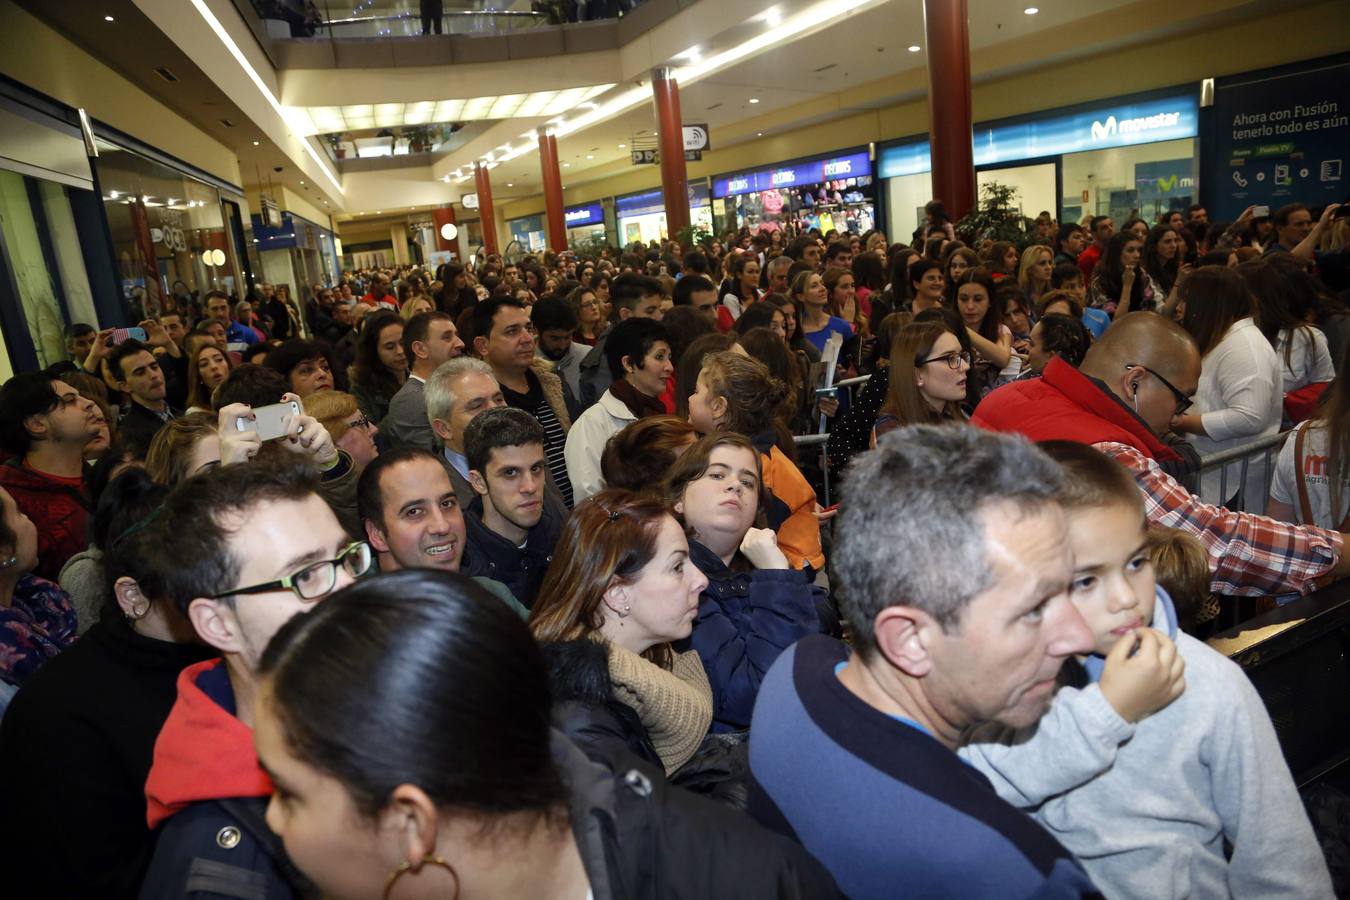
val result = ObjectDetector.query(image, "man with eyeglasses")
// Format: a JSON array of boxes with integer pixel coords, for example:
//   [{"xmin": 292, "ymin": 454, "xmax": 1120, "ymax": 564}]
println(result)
[
  {"xmin": 974, "ymin": 311, "xmax": 1350, "ymax": 596},
  {"xmin": 140, "ymin": 462, "xmax": 373, "ymax": 898}
]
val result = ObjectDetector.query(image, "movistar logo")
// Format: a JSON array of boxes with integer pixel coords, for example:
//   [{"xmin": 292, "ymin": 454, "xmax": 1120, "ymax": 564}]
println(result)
[
  {"xmin": 1091, "ymin": 110, "xmax": 1182, "ymax": 143},
  {"xmin": 1091, "ymin": 117, "xmax": 1117, "ymax": 141},
  {"xmin": 1157, "ymin": 174, "xmax": 1178, "ymax": 192}
]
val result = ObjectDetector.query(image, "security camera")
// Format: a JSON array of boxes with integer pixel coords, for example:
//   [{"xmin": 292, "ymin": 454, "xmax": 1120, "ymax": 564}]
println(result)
[{"xmin": 273, "ymin": 166, "xmax": 284, "ymax": 173}]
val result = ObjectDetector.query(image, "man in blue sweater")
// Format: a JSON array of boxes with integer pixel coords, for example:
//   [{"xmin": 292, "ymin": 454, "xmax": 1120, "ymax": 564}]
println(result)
[{"xmin": 748, "ymin": 425, "xmax": 1102, "ymax": 899}]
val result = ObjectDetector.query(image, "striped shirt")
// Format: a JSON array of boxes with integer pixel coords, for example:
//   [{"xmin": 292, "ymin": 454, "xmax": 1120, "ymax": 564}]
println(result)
[{"xmin": 501, "ymin": 370, "xmax": 574, "ymax": 508}]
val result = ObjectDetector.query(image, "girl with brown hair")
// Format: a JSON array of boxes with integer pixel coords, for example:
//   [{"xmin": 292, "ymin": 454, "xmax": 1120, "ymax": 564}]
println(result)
[
  {"xmin": 664, "ymin": 433, "xmax": 829, "ymax": 731},
  {"xmin": 873, "ymin": 321, "xmax": 970, "ymax": 444},
  {"xmin": 687, "ymin": 351, "xmax": 825, "ymax": 571}
]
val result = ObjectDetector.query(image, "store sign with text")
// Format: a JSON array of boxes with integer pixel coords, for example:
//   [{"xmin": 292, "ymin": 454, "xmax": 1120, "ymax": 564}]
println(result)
[
  {"xmin": 712, "ymin": 151, "xmax": 873, "ymax": 198},
  {"xmin": 878, "ymin": 91, "xmax": 1199, "ymax": 179},
  {"xmin": 564, "ymin": 203, "xmax": 604, "ymax": 227},
  {"xmin": 1209, "ymin": 59, "xmax": 1350, "ymax": 220}
]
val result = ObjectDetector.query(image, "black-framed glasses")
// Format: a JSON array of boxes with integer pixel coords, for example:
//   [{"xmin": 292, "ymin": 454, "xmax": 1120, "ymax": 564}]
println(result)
[
  {"xmin": 1126, "ymin": 363, "xmax": 1193, "ymax": 414},
  {"xmin": 920, "ymin": 350, "xmax": 973, "ymax": 370},
  {"xmin": 208, "ymin": 541, "xmax": 374, "ymax": 602},
  {"xmin": 349, "ymin": 413, "xmax": 373, "ymax": 431}
]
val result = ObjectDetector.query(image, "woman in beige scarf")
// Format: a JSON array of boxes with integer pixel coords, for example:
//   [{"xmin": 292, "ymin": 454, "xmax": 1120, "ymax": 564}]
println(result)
[{"xmin": 530, "ymin": 489, "xmax": 712, "ymax": 773}]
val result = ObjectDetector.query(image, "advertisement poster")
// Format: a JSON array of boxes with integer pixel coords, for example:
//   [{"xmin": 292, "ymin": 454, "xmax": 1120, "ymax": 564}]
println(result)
[{"xmin": 1211, "ymin": 57, "xmax": 1349, "ymax": 220}]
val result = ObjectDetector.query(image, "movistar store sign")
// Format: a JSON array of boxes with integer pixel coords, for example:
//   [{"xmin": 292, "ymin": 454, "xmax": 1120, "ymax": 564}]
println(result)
[{"xmin": 879, "ymin": 90, "xmax": 1198, "ymax": 177}]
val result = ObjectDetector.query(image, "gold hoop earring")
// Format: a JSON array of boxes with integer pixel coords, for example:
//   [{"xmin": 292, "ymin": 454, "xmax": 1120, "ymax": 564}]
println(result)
[{"xmin": 384, "ymin": 856, "xmax": 459, "ymax": 900}]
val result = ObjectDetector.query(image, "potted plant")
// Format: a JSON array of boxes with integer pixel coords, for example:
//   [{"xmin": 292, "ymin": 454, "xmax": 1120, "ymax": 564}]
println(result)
[{"xmin": 954, "ymin": 182, "xmax": 1035, "ymax": 247}]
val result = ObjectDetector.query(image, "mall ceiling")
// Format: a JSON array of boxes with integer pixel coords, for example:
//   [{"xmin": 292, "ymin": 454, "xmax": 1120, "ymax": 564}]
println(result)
[{"xmin": 20, "ymin": 0, "xmax": 1322, "ymax": 223}]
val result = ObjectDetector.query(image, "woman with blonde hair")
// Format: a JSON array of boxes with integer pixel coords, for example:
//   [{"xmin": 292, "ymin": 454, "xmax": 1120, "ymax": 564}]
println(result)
[
  {"xmin": 529, "ymin": 490, "xmax": 713, "ymax": 775},
  {"xmin": 399, "ymin": 294, "xmax": 435, "ymax": 319},
  {"xmin": 1017, "ymin": 245, "xmax": 1054, "ymax": 309}
]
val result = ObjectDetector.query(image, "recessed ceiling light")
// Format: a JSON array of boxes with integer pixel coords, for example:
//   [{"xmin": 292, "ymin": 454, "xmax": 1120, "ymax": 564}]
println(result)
[
  {"xmin": 252, "ymin": 140, "xmax": 260, "ymax": 146},
  {"xmin": 586, "ymin": 154, "xmax": 594, "ymax": 159},
  {"xmin": 299, "ymin": 180, "xmax": 304, "ymax": 184},
  {"xmin": 618, "ymin": 143, "xmax": 626, "ymax": 149},
  {"xmin": 507, "ymin": 183, "xmax": 514, "ymax": 187},
  {"xmin": 563, "ymin": 162, "xmax": 571, "ymax": 167},
  {"xmin": 908, "ymin": 45, "xmax": 921, "ymax": 52},
  {"xmin": 104, "ymin": 15, "xmax": 114, "ymax": 22},
  {"xmin": 376, "ymin": 210, "xmax": 382, "ymax": 214},
  {"xmin": 1024, "ymin": 6, "xmax": 1039, "ymax": 13},
  {"xmin": 757, "ymin": 132, "xmax": 763, "ymax": 137},
  {"xmin": 748, "ymin": 98, "xmax": 760, "ymax": 104}
]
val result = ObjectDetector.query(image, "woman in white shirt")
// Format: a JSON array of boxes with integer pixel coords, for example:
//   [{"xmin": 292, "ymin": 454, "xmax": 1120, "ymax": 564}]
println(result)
[
  {"xmin": 1243, "ymin": 259, "xmax": 1336, "ymax": 421},
  {"xmin": 564, "ymin": 318, "xmax": 673, "ymax": 502},
  {"xmin": 1268, "ymin": 352, "xmax": 1350, "ymax": 529},
  {"xmin": 1171, "ymin": 267, "xmax": 1283, "ymax": 508}
]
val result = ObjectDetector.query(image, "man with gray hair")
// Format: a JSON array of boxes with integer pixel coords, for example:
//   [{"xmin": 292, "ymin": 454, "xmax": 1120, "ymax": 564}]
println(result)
[
  {"xmin": 425, "ymin": 357, "xmax": 566, "ymax": 517},
  {"xmin": 764, "ymin": 254, "xmax": 793, "ymax": 295},
  {"xmin": 747, "ymin": 426, "xmax": 1099, "ymax": 899}
]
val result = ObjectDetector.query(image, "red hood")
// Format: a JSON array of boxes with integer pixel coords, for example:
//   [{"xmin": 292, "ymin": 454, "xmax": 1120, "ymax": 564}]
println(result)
[
  {"xmin": 144, "ymin": 658, "xmax": 272, "ymax": 829},
  {"xmin": 972, "ymin": 357, "xmax": 1181, "ymax": 463}
]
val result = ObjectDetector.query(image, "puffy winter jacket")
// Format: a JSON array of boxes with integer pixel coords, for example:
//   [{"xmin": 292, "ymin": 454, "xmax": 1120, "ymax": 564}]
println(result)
[{"xmin": 682, "ymin": 540, "xmax": 830, "ymax": 732}]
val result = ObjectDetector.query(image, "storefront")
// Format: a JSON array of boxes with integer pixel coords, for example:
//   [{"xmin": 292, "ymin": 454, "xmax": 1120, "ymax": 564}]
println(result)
[
  {"xmin": 99, "ymin": 139, "xmax": 249, "ymax": 320},
  {"xmin": 564, "ymin": 202, "xmax": 608, "ymax": 247},
  {"xmin": 712, "ymin": 148, "xmax": 877, "ymax": 236},
  {"xmin": 615, "ymin": 182, "xmax": 713, "ymax": 245},
  {"xmin": 878, "ymin": 87, "xmax": 1200, "ymax": 241},
  {"xmin": 249, "ymin": 210, "xmax": 338, "ymax": 319},
  {"xmin": 0, "ymin": 80, "xmax": 247, "ymax": 373},
  {"xmin": 507, "ymin": 213, "xmax": 546, "ymax": 254}
]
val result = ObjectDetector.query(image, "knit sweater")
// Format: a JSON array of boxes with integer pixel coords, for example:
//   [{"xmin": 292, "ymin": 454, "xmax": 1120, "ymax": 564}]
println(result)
[
  {"xmin": 606, "ymin": 642, "xmax": 712, "ymax": 774},
  {"xmin": 963, "ymin": 589, "xmax": 1331, "ymax": 899}
]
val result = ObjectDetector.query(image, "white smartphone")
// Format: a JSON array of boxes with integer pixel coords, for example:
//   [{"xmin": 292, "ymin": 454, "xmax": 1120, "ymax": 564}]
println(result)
[
  {"xmin": 236, "ymin": 400, "xmax": 300, "ymax": 441},
  {"xmin": 1252, "ymin": 205, "xmax": 1270, "ymax": 218}
]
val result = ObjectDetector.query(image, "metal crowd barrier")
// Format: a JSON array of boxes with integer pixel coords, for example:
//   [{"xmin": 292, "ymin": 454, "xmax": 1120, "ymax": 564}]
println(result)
[
  {"xmin": 796, "ymin": 418, "xmax": 1294, "ymax": 514},
  {"xmin": 1193, "ymin": 429, "xmax": 1292, "ymax": 516}
]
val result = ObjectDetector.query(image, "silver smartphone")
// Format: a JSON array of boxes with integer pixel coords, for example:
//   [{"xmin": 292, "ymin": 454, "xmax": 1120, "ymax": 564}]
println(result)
[{"xmin": 236, "ymin": 400, "xmax": 300, "ymax": 441}]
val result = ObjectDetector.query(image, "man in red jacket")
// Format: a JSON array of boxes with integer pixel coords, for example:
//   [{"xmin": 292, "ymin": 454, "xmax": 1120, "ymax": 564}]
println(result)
[
  {"xmin": 0, "ymin": 373, "xmax": 100, "ymax": 582},
  {"xmin": 139, "ymin": 462, "xmax": 372, "ymax": 897},
  {"xmin": 973, "ymin": 312, "xmax": 1350, "ymax": 597}
]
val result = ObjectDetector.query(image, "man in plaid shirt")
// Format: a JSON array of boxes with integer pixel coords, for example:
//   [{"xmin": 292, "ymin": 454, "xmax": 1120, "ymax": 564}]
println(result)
[{"xmin": 974, "ymin": 312, "xmax": 1348, "ymax": 596}]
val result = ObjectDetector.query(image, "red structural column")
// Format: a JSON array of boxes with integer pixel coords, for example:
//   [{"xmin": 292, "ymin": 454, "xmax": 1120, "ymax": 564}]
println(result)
[
  {"xmin": 651, "ymin": 67, "xmax": 690, "ymax": 237},
  {"xmin": 473, "ymin": 161, "xmax": 498, "ymax": 256},
  {"xmin": 538, "ymin": 129, "xmax": 567, "ymax": 252},
  {"xmin": 430, "ymin": 205, "xmax": 457, "ymax": 252},
  {"xmin": 923, "ymin": 0, "xmax": 976, "ymax": 221}
]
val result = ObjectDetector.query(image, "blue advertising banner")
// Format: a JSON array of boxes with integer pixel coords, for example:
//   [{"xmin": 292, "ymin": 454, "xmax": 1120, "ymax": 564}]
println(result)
[
  {"xmin": 1210, "ymin": 58, "xmax": 1350, "ymax": 220},
  {"xmin": 1135, "ymin": 159, "xmax": 1197, "ymax": 209},
  {"xmin": 712, "ymin": 150, "xmax": 872, "ymax": 198},
  {"xmin": 564, "ymin": 203, "xmax": 604, "ymax": 227},
  {"xmin": 615, "ymin": 189, "xmax": 664, "ymax": 216},
  {"xmin": 615, "ymin": 183, "xmax": 712, "ymax": 217},
  {"xmin": 878, "ymin": 90, "xmax": 1198, "ymax": 179}
]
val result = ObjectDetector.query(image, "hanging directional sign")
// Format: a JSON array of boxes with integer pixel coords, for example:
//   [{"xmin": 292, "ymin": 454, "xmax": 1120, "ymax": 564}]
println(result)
[
  {"xmin": 685, "ymin": 149, "xmax": 702, "ymax": 162},
  {"xmin": 682, "ymin": 124, "xmax": 711, "ymax": 152},
  {"xmin": 631, "ymin": 148, "xmax": 659, "ymax": 165}
]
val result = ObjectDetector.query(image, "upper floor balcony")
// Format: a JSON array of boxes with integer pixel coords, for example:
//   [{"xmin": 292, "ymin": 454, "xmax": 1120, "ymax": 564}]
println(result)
[{"xmin": 239, "ymin": 0, "xmax": 683, "ymax": 68}]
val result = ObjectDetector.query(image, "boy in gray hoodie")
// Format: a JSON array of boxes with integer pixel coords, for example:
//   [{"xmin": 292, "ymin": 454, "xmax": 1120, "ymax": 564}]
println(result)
[{"xmin": 963, "ymin": 441, "xmax": 1331, "ymax": 899}]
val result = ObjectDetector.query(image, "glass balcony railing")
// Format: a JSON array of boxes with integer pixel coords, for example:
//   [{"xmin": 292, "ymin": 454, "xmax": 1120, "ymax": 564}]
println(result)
[{"xmin": 250, "ymin": 1, "xmax": 647, "ymax": 38}]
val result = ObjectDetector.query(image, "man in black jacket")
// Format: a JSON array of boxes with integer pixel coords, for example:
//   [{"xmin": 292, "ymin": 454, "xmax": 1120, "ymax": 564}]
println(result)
[
  {"xmin": 461, "ymin": 407, "xmax": 562, "ymax": 608},
  {"xmin": 109, "ymin": 339, "xmax": 181, "ymax": 449},
  {"xmin": 138, "ymin": 463, "xmax": 370, "ymax": 898}
]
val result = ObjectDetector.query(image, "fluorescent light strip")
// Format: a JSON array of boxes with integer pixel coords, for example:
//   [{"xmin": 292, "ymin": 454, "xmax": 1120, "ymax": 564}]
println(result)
[{"xmin": 186, "ymin": 0, "xmax": 343, "ymax": 195}]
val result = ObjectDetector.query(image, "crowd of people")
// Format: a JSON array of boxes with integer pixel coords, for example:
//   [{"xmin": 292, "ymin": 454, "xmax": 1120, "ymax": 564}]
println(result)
[{"xmin": 0, "ymin": 194, "xmax": 1346, "ymax": 897}]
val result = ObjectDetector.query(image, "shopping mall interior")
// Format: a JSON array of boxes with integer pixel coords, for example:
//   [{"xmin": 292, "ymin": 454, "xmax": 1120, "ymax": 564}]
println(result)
[{"xmin": 0, "ymin": 0, "xmax": 1344, "ymax": 373}]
